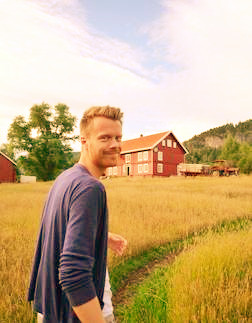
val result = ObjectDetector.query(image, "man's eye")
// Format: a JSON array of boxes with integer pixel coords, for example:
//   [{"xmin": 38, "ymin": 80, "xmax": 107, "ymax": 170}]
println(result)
[{"xmin": 100, "ymin": 136, "xmax": 110, "ymax": 141}]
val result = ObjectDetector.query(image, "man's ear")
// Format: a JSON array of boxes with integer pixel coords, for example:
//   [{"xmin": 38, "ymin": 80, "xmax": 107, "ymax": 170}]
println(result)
[{"xmin": 80, "ymin": 136, "xmax": 87, "ymax": 145}]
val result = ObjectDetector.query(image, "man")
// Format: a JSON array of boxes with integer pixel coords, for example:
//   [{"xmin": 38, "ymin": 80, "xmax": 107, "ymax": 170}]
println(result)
[{"xmin": 28, "ymin": 106, "xmax": 127, "ymax": 322}]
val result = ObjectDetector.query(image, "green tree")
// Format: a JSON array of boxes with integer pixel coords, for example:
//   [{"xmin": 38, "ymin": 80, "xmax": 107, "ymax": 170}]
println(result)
[
  {"xmin": 238, "ymin": 143, "xmax": 252, "ymax": 174},
  {"xmin": 8, "ymin": 102, "xmax": 77, "ymax": 181},
  {"xmin": 220, "ymin": 135, "xmax": 240, "ymax": 166}
]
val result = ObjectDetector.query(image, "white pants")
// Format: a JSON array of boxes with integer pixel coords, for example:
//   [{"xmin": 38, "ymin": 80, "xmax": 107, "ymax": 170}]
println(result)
[
  {"xmin": 38, "ymin": 268, "xmax": 114, "ymax": 322},
  {"xmin": 102, "ymin": 269, "xmax": 114, "ymax": 318}
]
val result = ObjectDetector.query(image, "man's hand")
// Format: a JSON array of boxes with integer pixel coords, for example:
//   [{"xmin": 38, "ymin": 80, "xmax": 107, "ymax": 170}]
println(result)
[
  {"xmin": 73, "ymin": 296, "xmax": 105, "ymax": 323},
  {"xmin": 108, "ymin": 232, "xmax": 127, "ymax": 256}
]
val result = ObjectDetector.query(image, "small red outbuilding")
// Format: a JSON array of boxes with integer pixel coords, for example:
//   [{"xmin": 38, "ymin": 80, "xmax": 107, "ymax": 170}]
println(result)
[{"xmin": 0, "ymin": 151, "xmax": 17, "ymax": 183}]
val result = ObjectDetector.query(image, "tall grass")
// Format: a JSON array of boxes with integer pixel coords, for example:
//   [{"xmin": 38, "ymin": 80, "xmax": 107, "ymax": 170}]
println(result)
[
  {"xmin": 105, "ymin": 175, "xmax": 252, "ymax": 264},
  {"xmin": 0, "ymin": 175, "xmax": 251, "ymax": 322},
  {"xmin": 168, "ymin": 229, "xmax": 252, "ymax": 321},
  {"xmin": 120, "ymin": 228, "xmax": 252, "ymax": 322},
  {"xmin": 0, "ymin": 182, "xmax": 52, "ymax": 322}
]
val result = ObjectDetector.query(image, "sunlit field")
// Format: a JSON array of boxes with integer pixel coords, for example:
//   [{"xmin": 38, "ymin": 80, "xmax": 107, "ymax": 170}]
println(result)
[
  {"xmin": 105, "ymin": 175, "xmax": 252, "ymax": 263},
  {"xmin": 169, "ymin": 229, "xmax": 252, "ymax": 321},
  {"xmin": 122, "ymin": 228, "xmax": 252, "ymax": 322},
  {"xmin": 0, "ymin": 175, "xmax": 251, "ymax": 322}
]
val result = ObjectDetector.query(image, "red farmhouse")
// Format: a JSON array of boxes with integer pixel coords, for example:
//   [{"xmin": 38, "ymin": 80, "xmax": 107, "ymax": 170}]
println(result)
[
  {"xmin": 107, "ymin": 131, "xmax": 188, "ymax": 177},
  {"xmin": 0, "ymin": 151, "xmax": 17, "ymax": 183}
]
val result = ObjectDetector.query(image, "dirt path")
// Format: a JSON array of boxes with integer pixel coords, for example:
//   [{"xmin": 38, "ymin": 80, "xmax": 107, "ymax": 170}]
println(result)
[{"xmin": 113, "ymin": 251, "xmax": 180, "ymax": 309}]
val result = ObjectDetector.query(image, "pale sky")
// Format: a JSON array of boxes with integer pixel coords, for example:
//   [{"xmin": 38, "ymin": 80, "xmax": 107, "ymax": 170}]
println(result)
[{"xmin": 0, "ymin": 0, "xmax": 251, "ymax": 151}]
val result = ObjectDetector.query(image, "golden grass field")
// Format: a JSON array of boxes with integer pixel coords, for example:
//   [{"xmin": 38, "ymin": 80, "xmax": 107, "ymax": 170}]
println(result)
[
  {"xmin": 168, "ymin": 229, "xmax": 252, "ymax": 321},
  {"xmin": 0, "ymin": 175, "xmax": 251, "ymax": 322},
  {"xmin": 120, "ymin": 228, "xmax": 252, "ymax": 322}
]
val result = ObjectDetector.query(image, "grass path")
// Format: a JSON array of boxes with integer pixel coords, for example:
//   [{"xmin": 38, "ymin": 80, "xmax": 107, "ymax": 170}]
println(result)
[
  {"xmin": 113, "ymin": 251, "xmax": 178, "ymax": 308},
  {"xmin": 110, "ymin": 216, "xmax": 252, "ymax": 321}
]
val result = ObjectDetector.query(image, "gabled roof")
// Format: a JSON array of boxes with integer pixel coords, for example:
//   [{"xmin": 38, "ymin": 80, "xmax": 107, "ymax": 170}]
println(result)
[
  {"xmin": 121, "ymin": 131, "xmax": 188, "ymax": 154},
  {"xmin": 0, "ymin": 151, "xmax": 17, "ymax": 166}
]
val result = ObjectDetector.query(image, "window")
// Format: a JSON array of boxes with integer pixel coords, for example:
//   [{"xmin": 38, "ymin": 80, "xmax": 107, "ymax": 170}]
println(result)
[
  {"xmin": 125, "ymin": 154, "xmax": 131, "ymax": 163},
  {"xmin": 138, "ymin": 164, "xmax": 143, "ymax": 173},
  {"xmin": 157, "ymin": 163, "xmax": 163, "ymax": 173},
  {"xmin": 143, "ymin": 151, "xmax": 148, "ymax": 161},
  {"xmin": 158, "ymin": 151, "xmax": 163, "ymax": 161},
  {"xmin": 113, "ymin": 167, "xmax": 117, "ymax": 175},
  {"xmin": 162, "ymin": 140, "xmax": 166, "ymax": 147},
  {"xmin": 167, "ymin": 139, "xmax": 172, "ymax": 147},
  {"xmin": 173, "ymin": 142, "xmax": 177, "ymax": 148},
  {"xmin": 138, "ymin": 152, "xmax": 143, "ymax": 161},
  {"xmin": 108, "ymin": 167, "xmax": 112, "ymax": 176},
  {"xmin": 143, "ymin": 164, "xmax": 148, "ymax": 173}
]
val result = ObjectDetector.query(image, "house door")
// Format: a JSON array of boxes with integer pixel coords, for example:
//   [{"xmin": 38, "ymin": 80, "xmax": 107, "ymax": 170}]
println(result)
[{"xmin": 126, "ymin": 165, "xmax": 130, "ymax": 176}]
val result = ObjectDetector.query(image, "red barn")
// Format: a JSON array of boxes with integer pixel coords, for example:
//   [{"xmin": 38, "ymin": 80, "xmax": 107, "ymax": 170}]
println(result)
[
  {"xmin": 0, "ymin": 152, "xmax": 17, "ymax": 183},
  {"xmin": 106, "ymin": 131, "xmax": 188, "ymax": 177}
]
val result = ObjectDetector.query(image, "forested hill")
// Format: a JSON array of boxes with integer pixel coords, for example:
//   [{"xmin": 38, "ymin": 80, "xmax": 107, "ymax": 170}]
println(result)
[{"xmin": 183, "ymin": 119, "xmax": 252, "ymax": 164}]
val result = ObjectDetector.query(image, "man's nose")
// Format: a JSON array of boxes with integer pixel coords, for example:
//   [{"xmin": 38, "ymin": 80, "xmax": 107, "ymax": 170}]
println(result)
[{"xmin": 109, "ymin": 137, "xmax": 121, "ymax": 149}]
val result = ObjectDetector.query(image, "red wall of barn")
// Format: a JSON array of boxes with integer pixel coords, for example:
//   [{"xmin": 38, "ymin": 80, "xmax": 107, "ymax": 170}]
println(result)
[
  {"xmin": 0, "ymin": 155, "xmax": 16, "ymax": 183},
  {"xmin": 121, "ymin": 150, "xmax": 153, "ymax": 176},
  {"xmin": 132, "ymin": 150, "xmax": 152, "ymax": 176},
  {"xmin": 152, "ymin": 134, "xmax": 185, "ymax": 176},
  {"xmin": 106, "ymin": 133, "xmax": 185, "ymax": 177}
]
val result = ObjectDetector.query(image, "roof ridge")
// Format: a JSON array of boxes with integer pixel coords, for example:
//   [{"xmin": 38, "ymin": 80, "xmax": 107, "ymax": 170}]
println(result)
[
  {"xmin": 121, "ymin": 131, "xmax": 188, "ymax": 154},
  {"xmin": 123, "ymin": 131, "xmax": 169, "ymax": 143}
]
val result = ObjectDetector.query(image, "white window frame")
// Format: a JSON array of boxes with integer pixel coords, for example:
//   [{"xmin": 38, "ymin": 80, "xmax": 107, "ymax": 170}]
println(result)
[
  {"xmin": 162, "ymin": 140, "xmax": 166, "ymax": 147},
  {"xmin": 138, "ymin": 152, "xmax": 143, "ymax": 161},
  {"xmin": 138, "ymin": 164, "xmax": 143, "ymax": 173},
  {"xmin": 157, "ymin": 163, "xmax": 163, "ymax": 173},
  {"xmin": 113, "ymin": 166, "xmax": 117, "ymax": 175},
  {"xmin": 143, "ymin": 163, "xmax": 148, "ymax": 173},
  {"xmin": 158, "ymin": 151, "xmax": 163, "ymax": 161},
  {"xmin": 143, "ymin": 151, "xmax": 148, "ymax": 161},
  {"xmin": 167, "ymin": 139, "xmax": 172, "ymax": 147},
  {"xmin": 125, "ymin": 154, "xmax": 131, "ymax": 163},
  {"xmin": 173, "ymin": 141, "xmax": 177, "ymax": 148},
  {"xmin": 108, "ymin": 167, "xmax": 112, "ymax": 176}
]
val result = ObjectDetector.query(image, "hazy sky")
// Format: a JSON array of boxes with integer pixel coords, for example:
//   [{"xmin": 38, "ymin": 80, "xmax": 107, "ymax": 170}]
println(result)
[{"xmin": 0, "ymin": 0, "xmax": 251, "ymax": 151}]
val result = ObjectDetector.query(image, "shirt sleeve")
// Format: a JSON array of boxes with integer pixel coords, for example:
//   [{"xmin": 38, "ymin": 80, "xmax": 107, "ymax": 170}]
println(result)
[{"xmin": 59, "ymin": 182, "xmax": 105, "ymax": 307}]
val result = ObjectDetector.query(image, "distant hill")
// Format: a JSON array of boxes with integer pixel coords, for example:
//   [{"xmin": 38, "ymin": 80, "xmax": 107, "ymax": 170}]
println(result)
[{"xmin": 183, "ymin": 119, "xmax": 252, "ymax": 163}]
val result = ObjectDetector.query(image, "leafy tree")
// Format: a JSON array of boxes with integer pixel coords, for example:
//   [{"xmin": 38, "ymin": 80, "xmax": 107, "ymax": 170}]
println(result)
[
  {"xmin": 238, "ymin": 143, "xmax": 252, "ymax": 174},
  {"xmin": 8, "ymin": 103, "xmax": 78, "ymax": 181},
  {"xmin": 220, "ymin": 135, "xmax": 241, "ymax": 167}
]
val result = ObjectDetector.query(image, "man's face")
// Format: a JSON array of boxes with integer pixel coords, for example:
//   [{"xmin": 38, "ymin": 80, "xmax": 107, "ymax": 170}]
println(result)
[{"xmin": 84, "ymin": 117, "xmax": 122, "ymax": 171}]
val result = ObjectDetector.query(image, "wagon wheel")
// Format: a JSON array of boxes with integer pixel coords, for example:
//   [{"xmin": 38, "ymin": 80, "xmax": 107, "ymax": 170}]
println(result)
[{"xmin": 212, "ymin": 170, "xmax": 219, "ymax": 177}]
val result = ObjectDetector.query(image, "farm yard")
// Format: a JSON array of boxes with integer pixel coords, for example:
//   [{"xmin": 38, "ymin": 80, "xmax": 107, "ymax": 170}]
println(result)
[{"xmin": 0, "ymin": 175, "xmax": 252, "ymax": 322}]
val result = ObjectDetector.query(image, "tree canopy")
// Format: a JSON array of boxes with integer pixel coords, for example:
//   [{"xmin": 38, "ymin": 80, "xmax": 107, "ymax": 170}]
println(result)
[
  {"xmin": 8, "ymin": 103, "xmax": 78, "ymax": 181},
  {"xmin": 221, "ymin": 136, "xmax": 252, "ymax": 174}
]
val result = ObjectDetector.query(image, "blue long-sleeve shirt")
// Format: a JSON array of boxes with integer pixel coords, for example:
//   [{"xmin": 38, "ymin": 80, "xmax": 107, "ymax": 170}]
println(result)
[{"xmin": 28, "ymin": 164, "xmax": 108, "ymax": 322}]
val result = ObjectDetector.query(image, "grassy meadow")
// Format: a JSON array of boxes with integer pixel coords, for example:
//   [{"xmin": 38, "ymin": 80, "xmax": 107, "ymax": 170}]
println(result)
[
  {"xmin": 0, "ymin": 175, "xmax": 252, "ymax": 322},
  {"xmin": 121, "ymin": 228, "xmax": 252, "ymax": 322}
]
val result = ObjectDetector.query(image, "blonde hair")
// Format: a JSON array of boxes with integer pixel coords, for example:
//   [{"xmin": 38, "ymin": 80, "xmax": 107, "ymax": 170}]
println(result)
[{"xmin": 80, "ymin": 106, "xmax": 123, "ymax": 136}]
